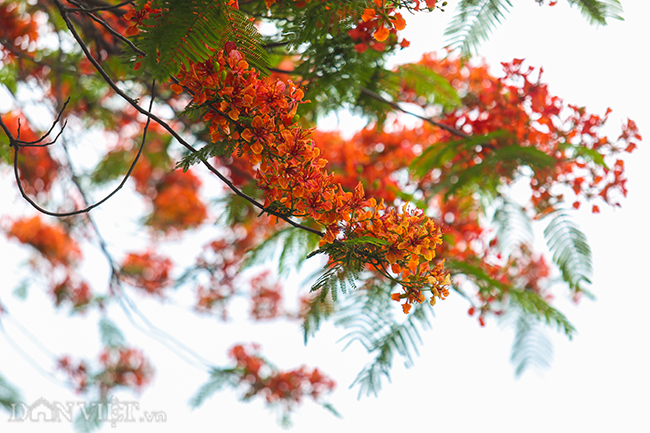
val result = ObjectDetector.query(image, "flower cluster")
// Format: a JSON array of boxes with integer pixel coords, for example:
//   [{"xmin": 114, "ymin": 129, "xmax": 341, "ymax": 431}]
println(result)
[
  {"xmin": 249, "ymin": 270, "xmax": 284, "ymax": 320},
  {"xmin": 58, "ymin": 347, "xmax": 154, "ymax": 397},
  {"xmin": 97, "ymin": 347, "xmax": 154, "ymax": 395},
  {"xmin": 6, "ymin": 215, "xmax": 80, "ymax": 266},
  {"xmin": 349, "ymin": 0, "xmax": 410, "ymax": 52},
  {"xmin": 121, "ymin": 251, "xmax": 173, "ymax": 296},
  {"xmin": 227, "ymin": 343, "xmax": 335, "ymax": 412},
  {"xmin": 96, "ymin": 131, "xmax": 208, "ymax": 233},
  {"xmin": 411, "ymin": 54, "xmax": 641, "ymax": 214},
  {"xmin": 52, "ymin": 276, "xmax": 93, "ymax": 311},
  {"xmin": 122, "ymin": 1, "xmax": 162, "ymax": 37},
  {"xmin": 173, "ymin": 46, "xmax": 449, "ymax": 311},
  {"xmin": 57, "ymin": 356, "xmax": 90, "ymax": 394}
]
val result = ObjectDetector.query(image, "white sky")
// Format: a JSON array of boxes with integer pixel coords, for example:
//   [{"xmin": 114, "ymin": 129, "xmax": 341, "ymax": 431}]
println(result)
[{"xmin": 1, "ymin": 1, "xmax": 649, "ymax": 432}]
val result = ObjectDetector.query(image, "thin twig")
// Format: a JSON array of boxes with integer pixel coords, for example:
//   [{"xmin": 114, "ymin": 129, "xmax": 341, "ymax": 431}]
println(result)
[
  {"xmin": 5, "ymin": 83, "xmax": 154, "ymax": 217},
  {"xmin": 65, "ymin": 0, "xmax": 146, "ymax": 57},
  {"xmin": 51, "ymin": 0, "xmax": 324, "ymax": 238},
  {"xmin": 359, "ymin": 87, "xmax": 469, "ymax": 138},
  {"xmin": 64, "ymin": 0, "xmax": 135, "ymax": 13}
]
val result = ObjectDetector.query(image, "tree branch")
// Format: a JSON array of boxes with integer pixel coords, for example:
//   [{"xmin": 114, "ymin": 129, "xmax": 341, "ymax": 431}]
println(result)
[{"xmin": 50, "ymin": 0, "xmax": 324, "ymax": 238}]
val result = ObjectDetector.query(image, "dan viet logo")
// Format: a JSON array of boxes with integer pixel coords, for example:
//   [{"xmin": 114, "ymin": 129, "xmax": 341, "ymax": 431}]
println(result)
[{"xmin": 7, "ymin": 396, "xmax": 166, "ymax": 426}]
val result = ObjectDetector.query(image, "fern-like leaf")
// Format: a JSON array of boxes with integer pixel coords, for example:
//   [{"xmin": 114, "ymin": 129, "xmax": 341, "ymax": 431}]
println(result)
[
  {"xmin": 492, "ymin": 196, "xmax": 533, "ymax": 255},
  {"xmin": 0, "ymin": 373, "xmax": 22, "ymax": 412},
  {"xmin": 334, "ymin": 283, "xmax": 433, "ymax": 398},
  {"xmin": 387, "ymin": 64, "xmax": 461, "ymax": 112},
  {"xmin": 132, "ymin": 0, "xmax": 268, "ymax": 81},
  {"xmin": 508, "ymin": 288, "xmax": 575, "ymax": 337},
  {"xmin": 444, "ymin": 0, "xmax": 513, "ymax": 57},
  {"xmin": 509, "ymin": 313, "xmax": 554, "ymax": 378},
  {"xmin": 189, "ymin": 368, "xmax": 239, "ymax": 408},
  {"xmin": 73, "ymin": 402, "xmax": 103, "ymax": 433},
  {"xmin": 98, "ymin": 317, "xmax": 125, "ymax": 348},
  {"xmin": 301, "ymin": 294, "xmax": 336, "ymax": 344},
  {"xmin": 542, "ymin": 209, "xmax": 593, "ymax": 294},
  {"xmin": 566, "ymin": 0, "xmax": 623, "ymax": 25}
]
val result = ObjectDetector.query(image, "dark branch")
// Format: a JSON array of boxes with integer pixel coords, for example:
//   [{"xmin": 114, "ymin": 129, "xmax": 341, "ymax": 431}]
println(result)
[
  {"xmin": 358, "ymin": 87, "xmax": 469, "ymax": 139},
  {"xmin": 5, "ymin": 82, "xmax": 154, "ymax": 217},
  {"xmin": 51, "ymin": 0, "xmax": 324, "ymax": 238}
]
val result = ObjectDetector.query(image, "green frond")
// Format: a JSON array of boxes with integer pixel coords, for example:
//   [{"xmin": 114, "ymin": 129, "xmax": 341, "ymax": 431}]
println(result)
[
  {"xmin": 176, "ymin": 139, "xmax": 238, "ymax": 172},
  {"xmin": 491, "ymin": 196, "xmax": 534, "ymax": 255},
  {"xmin": 98, "ymin": 317, "xmax": 125, "ymax": 348},
  {"xmin": 542, "ymin": 209, "xmax": 593, "ymax": 294},
  {"xmin": 307, "ymin": 237, "xmax": 386, "ymax": 301},
  {"xmin": 445, "ymin": 144, "xmax": 556, "ymax": 198},
  {"xmin": 241, "ymin": 228, "xmax": 293, "ymax": 269},
  {"xmin": 215, "ymin": 191, "xmax": 257, "ymax": 227},
  {"xmin": 302, "ymin": 295, "xmax": 336, "ymax": 344},
  {"xmin": 509, "ymin": 313, "xmax": 554, "ymax": 378},
  {"xmin": 566, "ymin": 0, "xmax": 623, "ymax": 25},
  {"xmin": 189, "ymin": 368, "xmax": 239, "ymax": 408},
  {"xmin": 446, "ymin": 259, "xmax": 512, "ymax": 293},
  {"xmin": 444, "ymin": 0, "xmax": 513, "ymax": 57},
  {"xmin": 278, "ymin": 229, "xmax": 321, "ymax": 277},
  {"xmin": 508, "ymin": 288, "xmax": 575, "ymax": 337},
  {"xmin": 410, "ymin": 131, "xmax": 509, "ymax": 180},
  {"xmin": 131, "ymin": 1, "xmax": 268, "ymax": 81},
  {"xmin": 334, "ymin": 284, "xmax": 434, "ymax": 398},
  {"xmin": 0, "ymin": 373, "xmax": 22, "ymax": 412},
  {"xmin": 388, "ymin": 63, "xmax": 461, "ymax": 112},
  {"xmin": 73, "ymin": 402, "xmax": 103, "ymax": 433},
  {"xmin": 241, "ymin": 227, "xmax": 320, "ymax": 276},
  {"xmin": 410, "ymin": 132, "xmax": 556, "ymax": 198}
]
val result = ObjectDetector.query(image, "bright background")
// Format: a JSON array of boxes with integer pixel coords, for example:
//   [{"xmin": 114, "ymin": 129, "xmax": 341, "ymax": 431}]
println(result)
[{"xmin": 1, "ymin": 1, "xmax": 649, "ymax": 432}]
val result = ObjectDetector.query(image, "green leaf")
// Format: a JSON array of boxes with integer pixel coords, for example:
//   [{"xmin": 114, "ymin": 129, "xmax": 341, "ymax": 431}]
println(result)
[
  {"xmin": 131, "ymin": 1, "xmax": 269, "ymax": 81},
  {"xmin": 559, "ymin": 142, "xmax": 608, "ymax": 168},
  {"xmin": 278, "ymin": 229, "xmax": 321, "ymax": 277},
  {"xmin": 446, "ymin": 259, "xmax": 512, "ymax": 292},
  {"xmin": 302, "ymin": 294, "xmax": 336, "ymax": 344},
  {"xmin": 410, "ymin": 131, "xmax": 508, "ymax": 180},
  {"xmin": 98, "ymin": 317, "xmax": 125, "ymax": 348},
  {"xmin": 343, "ymin": 236, "xmax": 391, "ymax": 247},
  {"xmin": 334, "ymin": 283, "xmax": 434, "ymax": 398},
  {"xmin": 0, "ymin": 62, "xmax": 19, "ymax": 94},
  {"xmin": 566, "ymin": 0, "xmax": 623, "ymax": 25},
  {"xmin": 508, "ymin": 288, "xmax": 575, "ymax": 337},
  {"xmin": 542, "ymin": 209, "xmax": 593, "ymax": 293},
  {"xmin": 0, "ymin": 373, "xmax": 22, "ymax": 412},
  {"xmin": 321, "ymin": 402, "xmax": 342, "ymax": 418},
  {"xmin": 509, "ymin": 313, "xmax": 554, "ymax": 378},
  {"xmin": 388, "ymin": 64, "xmax": 461, "ymax": 112},
  {"xmin": 491, "ymin": 196, "xmax": 534, "ymax": 255},
  {"xmin": 189, "ymin": 368, "xmax": 239, "ymax": 408},
  {"xmin": 12, "ymin": 280, "xmax": 29, "ymax": 300},
  {"xmin": 73, "ymin": 402, "xmax": 103, "ymax": 433},
  {"xmin": 175, "ymin": 139, "xmax": 237, "ymax": 172},
  {"xmin": 444, "ymin": 0, "xmax": 513, "ymax": 57}
]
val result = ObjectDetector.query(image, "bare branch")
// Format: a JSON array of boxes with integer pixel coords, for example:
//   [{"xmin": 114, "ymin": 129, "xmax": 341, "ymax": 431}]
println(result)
[{"xmin": 7, "ymin": 82, "xmax": 155, "ymax": 217}]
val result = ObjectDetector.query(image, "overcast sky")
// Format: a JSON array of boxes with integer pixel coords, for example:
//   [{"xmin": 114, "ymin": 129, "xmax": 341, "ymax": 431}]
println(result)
[{"xmin": 1, "ymin": 1, "xmax": 649, "ymax": 432}]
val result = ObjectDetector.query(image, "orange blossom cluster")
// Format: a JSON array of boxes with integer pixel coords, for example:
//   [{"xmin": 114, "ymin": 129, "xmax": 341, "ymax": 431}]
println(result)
[
  {"xmin": 172, "ymin": 45, "xmax": 449, "ymax": 311},
  {"xmin": 228, "ymin": 343, "xmax": 335, "ymax": 412}
]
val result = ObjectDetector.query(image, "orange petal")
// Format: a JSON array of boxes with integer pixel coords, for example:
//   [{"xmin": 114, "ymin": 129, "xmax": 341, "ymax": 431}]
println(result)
[
  {"xmin": 391, "ymin": 13, "xmax": 406, "ymax": 30},
  {"xmin": 373, "ymin": 27, "xmax": 390, "ymax": 42},
  {"xmin": 362, "ymin": 8, "xmax": 376, "ymax": 22}
]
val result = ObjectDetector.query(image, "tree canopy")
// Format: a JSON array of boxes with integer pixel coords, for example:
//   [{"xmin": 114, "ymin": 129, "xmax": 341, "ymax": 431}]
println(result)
[{"xmin": 0, "ymin": 0, "xmax": 641, "ymax": 430}]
